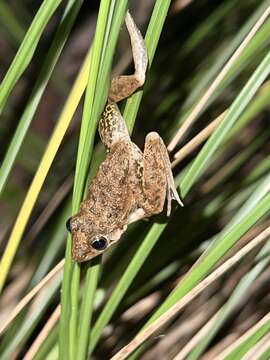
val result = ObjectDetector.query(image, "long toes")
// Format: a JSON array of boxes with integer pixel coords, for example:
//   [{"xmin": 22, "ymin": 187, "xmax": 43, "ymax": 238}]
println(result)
[{"xmin": 170, "ymin": 186, "xmax": 184, "ymax": 206}]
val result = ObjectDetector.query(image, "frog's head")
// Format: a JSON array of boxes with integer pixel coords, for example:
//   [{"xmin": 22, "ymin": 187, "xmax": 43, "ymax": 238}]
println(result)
[
  {"xmin": 98, "ymin": 103, "xmax": 129, "ymax": 150},
  {"xmin": 66, "ymin": 214, "xmax": 127, "ymax": 262}
]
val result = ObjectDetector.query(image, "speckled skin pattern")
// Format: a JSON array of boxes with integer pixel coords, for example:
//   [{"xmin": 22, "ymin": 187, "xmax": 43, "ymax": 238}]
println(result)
[{"xmin": 69, "ymin": 12, "xmax": 182, "ymax": 262}]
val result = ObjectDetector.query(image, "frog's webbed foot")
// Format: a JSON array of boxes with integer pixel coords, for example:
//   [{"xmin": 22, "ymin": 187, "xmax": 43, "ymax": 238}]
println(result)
[
  {"xmin": 109, "ymin": 11, "xmax": 148, "ymax": 103},
  {"xmin": 141, "ymin": 132, "xmax": 183, "ymax": 217}
]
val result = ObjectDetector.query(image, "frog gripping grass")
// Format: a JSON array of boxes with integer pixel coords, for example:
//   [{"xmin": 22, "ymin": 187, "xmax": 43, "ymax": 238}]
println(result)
[{"xmin": 67, "ymin": 11, "xmax": 183, "ymax": 262}]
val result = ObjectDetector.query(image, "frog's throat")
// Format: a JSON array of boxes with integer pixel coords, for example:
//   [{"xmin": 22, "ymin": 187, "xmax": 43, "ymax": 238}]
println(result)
[{"xmin": 110, "ymin": 225, "xmax": 128, "ymax": 242}]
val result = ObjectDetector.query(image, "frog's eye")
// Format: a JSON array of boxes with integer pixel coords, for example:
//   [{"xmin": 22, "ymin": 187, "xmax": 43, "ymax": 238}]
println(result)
[
  {"xmin": 66, "ymin": 217, "xmax": 73, "ymax": 233},
  {"xmin": 91, "ymin": 236, "xmax": 108, "ymax": 251}
]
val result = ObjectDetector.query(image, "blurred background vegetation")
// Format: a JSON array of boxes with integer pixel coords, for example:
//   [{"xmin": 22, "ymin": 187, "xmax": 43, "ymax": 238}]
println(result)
[{"xmin": 0, "ymin": 0, "xmax": 270, "ymax": 359}]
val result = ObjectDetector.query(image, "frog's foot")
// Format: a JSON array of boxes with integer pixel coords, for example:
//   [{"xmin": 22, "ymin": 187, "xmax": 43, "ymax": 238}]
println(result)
[
  {"xmin": 109, "ymin": 11, "xmax": 148, "ymax": 103},
  {"xmin": 141, "ymin": 132, "xmax": 183, "ymax": 217}
]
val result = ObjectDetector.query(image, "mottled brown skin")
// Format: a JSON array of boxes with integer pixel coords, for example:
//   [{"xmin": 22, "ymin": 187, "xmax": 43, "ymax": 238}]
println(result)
[{"xmin": 68, "ymin": 12, "xmax": 183, "ymax": 262}]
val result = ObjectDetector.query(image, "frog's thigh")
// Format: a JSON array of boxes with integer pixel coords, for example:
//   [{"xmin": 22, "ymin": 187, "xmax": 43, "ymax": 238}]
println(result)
[
  {"xmin": 142, "ymin": 132, "xmax": 182, "ymax": 216},
  {"xmin": 141, "ymin": 132, "xmax": 168, "ymax": 216}
]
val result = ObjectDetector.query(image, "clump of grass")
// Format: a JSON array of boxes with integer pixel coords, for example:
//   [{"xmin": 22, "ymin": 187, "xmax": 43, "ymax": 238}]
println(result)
[{"xmin": 0, "ymin": 1, "xmax": 270, "ymax": 359}]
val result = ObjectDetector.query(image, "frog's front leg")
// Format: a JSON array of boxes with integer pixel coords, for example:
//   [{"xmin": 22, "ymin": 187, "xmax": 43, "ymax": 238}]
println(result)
[
  {"xmin": 140, "ymin": 132, "xmax": 183, "ymax": 217},
  {"xmin": 109, "ymin": 11, "xmax": 148, "ymax": 103}
]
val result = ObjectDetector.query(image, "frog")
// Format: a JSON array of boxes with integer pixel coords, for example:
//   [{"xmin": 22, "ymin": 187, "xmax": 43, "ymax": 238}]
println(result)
[{"xmin": 66, "ymin": 11, "xmax": 183, "ymax": 262}]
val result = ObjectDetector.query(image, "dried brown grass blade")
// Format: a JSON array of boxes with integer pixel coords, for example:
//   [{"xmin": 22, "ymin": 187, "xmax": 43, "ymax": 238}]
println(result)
[
  {"xmin": 171, "ymin": 111, "xmax": 226, "ymax": 168},
  {"xmin": 167, "ymin": 6, "xmax": 270, "ymax": 152},
  {"xmin": 111, "ymin": 226, "xmax": 270, "ymax": 360},
  {"xmin": 23, "ymin": 304, "xmax": 61, "ymax": 360},
  {"xmin": 0, "ymin": 259, "xmax": 64, "ymax": 335}
]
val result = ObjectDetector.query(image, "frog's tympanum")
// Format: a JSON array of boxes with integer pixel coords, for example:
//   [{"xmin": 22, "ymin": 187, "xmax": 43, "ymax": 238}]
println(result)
[{"xmin": 67, "ymin": 11, "xmax": 183, "ymax": 262}]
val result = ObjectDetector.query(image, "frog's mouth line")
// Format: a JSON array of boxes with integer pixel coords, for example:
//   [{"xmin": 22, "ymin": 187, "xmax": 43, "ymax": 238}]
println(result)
[
  {"xmin": 71, "ymin": 223, "xmax": 129, "ymax": 262},
  {"xmin": 84, "ymin": 227, "xmax": 128, "ymax": 261}
]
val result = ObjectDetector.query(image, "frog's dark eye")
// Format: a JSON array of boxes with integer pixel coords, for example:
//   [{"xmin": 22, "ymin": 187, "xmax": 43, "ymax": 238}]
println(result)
[
  {"xmin": 66, "ymin": 217, "xmax": 73, "ymax": 233},
  {"xmin": 91, "ymin": 236, "xmax": 108, "ymax": 251}
]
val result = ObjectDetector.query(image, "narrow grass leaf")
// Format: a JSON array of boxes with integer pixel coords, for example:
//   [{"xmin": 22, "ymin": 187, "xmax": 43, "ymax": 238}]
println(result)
[
  {"xmin": 0, "ymin": 0, "xmax": 83, "ymax": 194},
  {"xmin": 182, "ymin": 0, "xmax": 270, "ymax": 110},
  {"xmin": 129, "ymin": 192, "xmax": 270, "ymax": 359},
  {"xmin": 181, "ymin": 49, "xmax": 270, "ymax": 198},
  {"xmin": 224, "ymin": 315, "xmax": 270, "ymax": 360},
  {"xmin": 0, "ymin": 0, "xmax": 63, "ymax": 112},
  {"xmin": 0, "ymin": 49, "xmax": 91, "ymax": 294},
  {"xmin": 0, "ymin": 273, "xmax": 62, "ymax": 360},
  {"xmin": 76, "ymin": 3, "xmax": 131, "ymax": 358},
  {"xmin": 187, "ymin": 238, "xmax": 270, "ymax": 359}
]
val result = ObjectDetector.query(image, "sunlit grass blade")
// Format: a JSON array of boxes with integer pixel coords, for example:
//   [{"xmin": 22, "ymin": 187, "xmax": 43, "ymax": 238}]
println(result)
[
  {"xmin": 201, "ymin": 172, "xmax": 270, "ymax": 259},
  {"xmin": 0, "ymin": 0, "xmax": 63, "ymax": 113},
  {"xmin": 156, "ymin": 168, "xmax": 270, "ymax": 318},
  {"xmin": 258, "ymin": 345, "xmax": 270, "ymax": 360},
  {"xmin": 33, "ymin": 325, "xmax": 59, "ymax": 360},
  {"xmin": 0, "ymin": 49, "xmax": 91, "ymax": 294},
  {"xmin": 59, "ymin": 1, "xmax": 121, "ymax": 358},
  {"xmin": 168, "ymin": 5, "xmax": 270, "ymax": 152}
]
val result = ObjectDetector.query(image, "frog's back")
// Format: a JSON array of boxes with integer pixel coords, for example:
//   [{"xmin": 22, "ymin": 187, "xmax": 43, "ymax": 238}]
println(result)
[{"xmin": 83, "ymin": 140, "xmax": 138, "ymax": 228}]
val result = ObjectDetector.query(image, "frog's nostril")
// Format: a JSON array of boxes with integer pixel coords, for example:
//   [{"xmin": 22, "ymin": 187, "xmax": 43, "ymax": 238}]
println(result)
[
  {"xmin": 66, "ymin": 217, "xmax": 73, "ymax": 233},
  {"xmin": 91, "ymin": 236, "xmax": 108, "ymax": 251}
]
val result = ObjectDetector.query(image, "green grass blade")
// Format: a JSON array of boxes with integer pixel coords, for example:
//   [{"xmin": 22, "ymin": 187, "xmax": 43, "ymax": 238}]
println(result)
[
  {"xmin": 70, "ymin": 0, "xmax": 120, "ymax": 356},
  {"xmin": 181, "ymin": 48, "xmax": 270, "ymax": 198},
  {"xmin": 31, "ymin": 198, "xmax": 71, "ymax": 285},
  {"xmin": 187, "ymin": 238, "xmax": 270, "ymax": 359},
  {"xmin": 0, "ymin": 0, "xmax": 63, "ymax": 113},
  {"xmin": 88, "ymin": 223, "xmax": 166, "ymax": 354},
  {"xmin": 154, "ymin": 193, "xmax": 270, "ymax": 320},
  {"xmin": 33, "ymin": 325, "xmax": 58, "ymax": 360},
  {"xmin": 224, "ymin": 315, "xmax": 270, "ymax": 360},
  {"xmin": 183, "ymin": 0, "xmax": 270, "ymax": 110},
  {"xmin": 1, "ymin": 2, "xmax": 269, "ymax": 358},
  {"xmin": 258, "ymin": 345, "xmax": 270, "ymax": 360},
  {"xmin": 76, "ymin": 259, "xmax": 100, "ymax": 360},
  {"xmin": 129, "ymin": 191, "xmax": 270, "ymax": 359},
  {"xmin": 59, "ymin": 1, "xmax": 119, "ymax": 358},
  {"xmin": 0, "ymin": 0, "xmax": 83, "ymax": 194}
]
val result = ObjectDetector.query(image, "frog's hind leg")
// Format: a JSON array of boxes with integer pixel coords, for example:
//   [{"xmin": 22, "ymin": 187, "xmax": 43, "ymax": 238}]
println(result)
[
  {"xmin": 109, "ymin": 11, "xmax": 148, "ymax": 103},
  {"xmin": 141, "ymin": 132, "xmax": 183, "ymax": 217}
]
